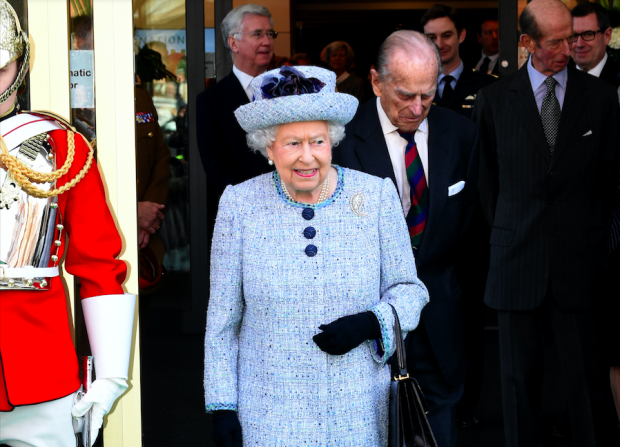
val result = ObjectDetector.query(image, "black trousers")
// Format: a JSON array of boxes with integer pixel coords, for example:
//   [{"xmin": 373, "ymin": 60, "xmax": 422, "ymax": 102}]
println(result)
[{"xmin": 497, "ymin": 292, "xmax": 612, "ymax": 447}]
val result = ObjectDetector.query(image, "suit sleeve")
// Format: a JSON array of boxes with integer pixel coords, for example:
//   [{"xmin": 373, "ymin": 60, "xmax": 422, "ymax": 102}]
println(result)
[
  {"xmin": 54, "ymin": 130, "xmax": 127, "ymax": 299},
  {"xmin": 204, "ymin": 185, "xmax": 243, "ymax": 412},
  {"xmin": 141, "ymin": 101, "xmax": 171, "ymax": 205},
  {"xmin": 472, "ymin": 88, "xmax": 499, "ymax": 226},
  {"xmin": 368, "ymin": 178, "xmax": 429, "ymax": 364}
]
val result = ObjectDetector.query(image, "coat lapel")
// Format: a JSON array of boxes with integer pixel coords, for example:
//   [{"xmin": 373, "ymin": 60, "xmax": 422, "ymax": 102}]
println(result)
[
  {"xmin": 416, "ymin": 107, "xmax": 452, "ymax": 264},
  {"xmin": 447, "ymin": 68, "xmax": 476, "ymax": 108},
  {"xmin": 352, "ymin": 101, "xmax": 398, "ymax": 188},
  {"xmin": 551, "ymin": 67, "xmax": 588, "ymax": 170},
  {"xmin": 224, "ymin": 71, "xmax": 250, "ymax": 112},
  {"xmin": 511, "ymin": 65, "xmax": 552, "ymax": 163}
]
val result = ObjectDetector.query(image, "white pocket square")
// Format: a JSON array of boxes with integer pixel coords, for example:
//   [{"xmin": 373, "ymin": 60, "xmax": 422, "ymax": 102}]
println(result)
[
  {"xmin": 582, "ymin": 130, "xmax": 592, "ymax": 136},
  {"xmin": 448, "ymin": 181, "xmax": 465, "ymax": 197}
]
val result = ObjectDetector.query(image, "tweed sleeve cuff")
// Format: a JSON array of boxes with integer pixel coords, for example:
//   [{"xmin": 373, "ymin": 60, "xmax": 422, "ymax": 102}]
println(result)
[
  {"xmin": 367, "ymin": 301, "xmax": 396, "ymax": 364},
  {"xmin": 205, "ymin": 403, "xmax": 238, "ymax": 413}
]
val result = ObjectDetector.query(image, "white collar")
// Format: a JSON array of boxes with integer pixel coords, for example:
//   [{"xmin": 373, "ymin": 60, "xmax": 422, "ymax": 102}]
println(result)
[
  {"xmin": 481, "ymin": 51, "xmax": 499, "ymax": 62},
  {"xmin": 577, "ymin": 52, "xmax": 608, "ymax": 78},
  {"xmin": 527, "ymin": 56, "xmax": 567, "ymax": 93},
  {"xmin": 232, "ymin": 65, "xmax": 256, "ymax": 93},
  {"xmin": 336, "ymin": 71, "xmax": 350, "ymax": 84},
  {"xmin": 376, "ymin": 96, "xmax": 428, "ymax": 136},
  {"xmin": 439, "ymin": 59, "xmax": 464, "ymax": 84}
]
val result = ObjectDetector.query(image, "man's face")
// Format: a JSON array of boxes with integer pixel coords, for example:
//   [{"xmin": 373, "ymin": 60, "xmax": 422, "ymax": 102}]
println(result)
[
  {"xmin": 371, "ymin": 50, "xmax": 437, "ymax": 133},
  {"xmin": 229, "ymin": 14, "xmax": 274, "ymax": 72},
  {"xmin": 571, "ymin": 13, "xmax": 612, "ymax": 72},
  {"xmin": 424, "ymin": 17, "xmax": 465, "ymax": 67},
  {"xmin": 522, "ymin": 11, "xmax": 573, "ymax": 76},
  {"xmin": 478, "ymin": 20, "xmax": 499, "ymax": 56}
]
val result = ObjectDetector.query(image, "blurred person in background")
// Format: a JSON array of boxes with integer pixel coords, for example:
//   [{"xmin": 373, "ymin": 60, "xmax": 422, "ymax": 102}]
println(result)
[
  {"xmin": 475, "ymin": 15, "xmax": 500, "ymax": 77},
  {"xmin": 422, "ymin": 4, "xmax": 496, "ymax": 120},
  {"xmin": 325, "ymin": 40, "xmax": 369, "ymax": 103},
  {"xmin": 570, "ymin": 2, "xmax": 620, "ymax": 87},
  {"xmin": 195, "ymin": 4, "xmax": 275, "ymax": 247}
]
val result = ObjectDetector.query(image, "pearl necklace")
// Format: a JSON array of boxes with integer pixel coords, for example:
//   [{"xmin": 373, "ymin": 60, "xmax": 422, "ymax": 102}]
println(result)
[{"xmin": 281, "ymin": 173, "xmax": 330, "ymax": 204}]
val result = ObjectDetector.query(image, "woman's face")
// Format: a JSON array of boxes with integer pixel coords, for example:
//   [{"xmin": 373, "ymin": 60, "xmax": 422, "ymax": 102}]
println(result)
[
  {"xmin": 329, "ymin": 48, "xmax": 348, "ymax": 74},
  {"xmin": 267, "ymin": 121, "xmax": 332, "ymax": 200}
]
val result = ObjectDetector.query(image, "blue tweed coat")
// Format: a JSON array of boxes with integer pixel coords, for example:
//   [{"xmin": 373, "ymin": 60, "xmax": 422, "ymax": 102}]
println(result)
[{"xmin": 204, "ymin": 167, "xmax": 429, "ymax": 446}]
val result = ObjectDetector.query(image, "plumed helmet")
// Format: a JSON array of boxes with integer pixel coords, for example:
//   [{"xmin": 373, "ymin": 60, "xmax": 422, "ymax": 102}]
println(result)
[{"xmin": 0, "ymin": 0, "xmax": 30, "ymax": 104}]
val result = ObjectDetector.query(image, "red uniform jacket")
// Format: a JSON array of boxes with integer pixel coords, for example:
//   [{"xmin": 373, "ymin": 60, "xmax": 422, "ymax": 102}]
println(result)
[{"xmin": 0, "ymin": 117, "xmax": 127, "ymax": 411}]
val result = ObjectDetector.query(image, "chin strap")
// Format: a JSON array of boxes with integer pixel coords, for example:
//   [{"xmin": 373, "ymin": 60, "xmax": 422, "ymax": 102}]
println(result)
[
  {"xmin": 0, "ymin": 32, "xmax": 29, "ymax": 105},
  {"xmin": 81, "ymin": 293, "xmax": 136, "ymax": 379}
]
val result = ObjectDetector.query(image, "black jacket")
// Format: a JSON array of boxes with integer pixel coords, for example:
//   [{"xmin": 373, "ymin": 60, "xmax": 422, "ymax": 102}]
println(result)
[
  {"xmin": 473, "ymin": 64, "xmax": 620, "ymax": 312},
  {"xmin": 600, "ymin": 56, "xmax": 620, "ymax": 87},
  {"xmin": 434, "ymin": 66, "xmax": 496, "ymax": 120},
  {"xmin": 334, "ymin": 101, "xmax": 480, "ymax": 386},
  {"xmin": 195, "ymin": 72, "xmax": 273, "ymax": 238}
]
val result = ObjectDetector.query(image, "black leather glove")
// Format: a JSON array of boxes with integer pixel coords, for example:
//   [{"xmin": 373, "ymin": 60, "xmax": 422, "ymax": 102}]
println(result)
[
  {"xmin": 211, "ymin": 410, "xmax": 243, "ymax": 447},
  {"xmin": 313, "ymin": 311, "xmax": 381, "ymax": 355}
]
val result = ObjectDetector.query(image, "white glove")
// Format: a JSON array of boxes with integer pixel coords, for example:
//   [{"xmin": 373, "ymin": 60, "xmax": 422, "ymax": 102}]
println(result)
[{"xmin": 71, "ymin": 377, "xmax": 128, "ymax": 446}]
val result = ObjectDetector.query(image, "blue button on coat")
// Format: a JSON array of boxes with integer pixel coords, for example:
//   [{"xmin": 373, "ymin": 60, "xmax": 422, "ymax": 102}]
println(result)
[{"xmin": 205, "ymin": 167, "xmax": 429, "ymax": 446}]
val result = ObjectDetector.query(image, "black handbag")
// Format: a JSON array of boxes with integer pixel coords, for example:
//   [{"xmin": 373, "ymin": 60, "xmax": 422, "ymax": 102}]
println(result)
[{"xmin": 387, "ymin": 304, "xmax": 438, "ymax": 447}]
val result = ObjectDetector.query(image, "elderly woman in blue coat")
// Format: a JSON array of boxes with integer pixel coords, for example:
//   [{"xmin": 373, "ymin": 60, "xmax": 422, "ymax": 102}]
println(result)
[{"xmin": 204, "ymin": 66, "xmax": 429, "ymax": 447}]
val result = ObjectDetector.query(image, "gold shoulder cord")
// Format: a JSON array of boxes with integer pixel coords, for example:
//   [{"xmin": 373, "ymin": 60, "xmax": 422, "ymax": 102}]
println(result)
[{"xmin": 0, "ymin": 111, "xmax": 95, "ymax": 198}]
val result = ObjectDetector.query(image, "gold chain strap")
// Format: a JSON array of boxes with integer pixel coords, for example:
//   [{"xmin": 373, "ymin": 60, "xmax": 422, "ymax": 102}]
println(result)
[{"xmin": 0, "ymin": 130, "xmax": 94, "ymax": 198}]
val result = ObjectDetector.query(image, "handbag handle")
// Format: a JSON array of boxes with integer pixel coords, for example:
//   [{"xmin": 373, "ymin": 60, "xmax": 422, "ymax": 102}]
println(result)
[{"xmin": 388, "ymin": 303, "xmax": 408, "ymax": 379}]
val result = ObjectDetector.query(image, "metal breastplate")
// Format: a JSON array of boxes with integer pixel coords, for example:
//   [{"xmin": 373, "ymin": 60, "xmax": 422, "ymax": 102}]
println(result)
[{"xmin": 0, "ymin": 133, "xmax": 62, "ymax": 290}]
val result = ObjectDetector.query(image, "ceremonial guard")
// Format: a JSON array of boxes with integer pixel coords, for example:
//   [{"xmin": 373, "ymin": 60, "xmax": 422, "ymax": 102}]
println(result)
[{"xmin": 0, "ymin": 2, "xmax": 135, "ymax": 446}]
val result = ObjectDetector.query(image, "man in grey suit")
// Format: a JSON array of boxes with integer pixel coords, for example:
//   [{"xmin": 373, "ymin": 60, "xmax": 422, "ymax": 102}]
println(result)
[{"xmin": 473, "ymin": 1, "xmax": 620, "ymax": 446}]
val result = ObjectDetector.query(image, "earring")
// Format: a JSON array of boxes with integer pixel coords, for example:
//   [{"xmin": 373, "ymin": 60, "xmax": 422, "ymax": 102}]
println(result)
[{"xmin": 268, "ymin": 159, "xmax": 274, "ymax": 166}]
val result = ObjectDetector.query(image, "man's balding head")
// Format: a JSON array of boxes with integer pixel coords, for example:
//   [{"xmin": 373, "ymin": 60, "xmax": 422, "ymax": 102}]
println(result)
[
  {"xmin": 371, "ymin": 31, "xmax": 441, "ymax": 132},
  {"xmin": 520, "ymin": 0, "xmax": 572, "ymax": 76},
  {"xmin": 375, "ymin": 31, "xmax": 442, "ymax": 84}
]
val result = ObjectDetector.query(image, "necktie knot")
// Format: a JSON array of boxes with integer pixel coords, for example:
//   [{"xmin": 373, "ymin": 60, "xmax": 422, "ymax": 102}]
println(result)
[
  {"xmin": 544, "ymin": 76, "xmax": 558, "ymax": 91},
  {"xmin": 443, "ymin": 75, "xmax": 455, "ymax": 85},
  {"xmin": 397, "ymin": 130, "xmax": 415, "ymax": 144}
]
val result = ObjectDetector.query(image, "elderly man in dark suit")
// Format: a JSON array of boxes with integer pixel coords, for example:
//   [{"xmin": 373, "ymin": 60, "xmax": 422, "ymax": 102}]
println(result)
[
  {"xmin": 196, "ymin": 4, "xmax": 275, "ymax": 241},
  {"xmin": 334, "ymin": 30, "xmax": 479, "ymax": 447},
  {"xmin": 473, "ymin": 1, "xmax": 620, "ymax": 446},
  {"xmin": 421, "ymin": 4, "xmax": 496, "ymax": 120},
  {"xmin": 571, "ymin": 2, "xmax": 620, "ymax": 88}
]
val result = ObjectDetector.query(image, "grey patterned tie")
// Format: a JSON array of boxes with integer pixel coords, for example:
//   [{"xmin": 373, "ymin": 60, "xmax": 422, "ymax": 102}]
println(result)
[{"xmin": 541, "ymin": 76, "xmax": 561, "ymax": 153}]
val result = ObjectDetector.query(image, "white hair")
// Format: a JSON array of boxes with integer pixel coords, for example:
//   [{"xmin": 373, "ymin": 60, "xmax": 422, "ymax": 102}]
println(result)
[
  {"xmin": 246, "ymin": 122, "xmax": 346, "ymax": 159},
  {"xmin": 221, "ymin": 4, "xmax": 273, "ymax": 54},
  {"xmin": 376, "ymin": 30, "xmax": 443, "ymax": 82}
]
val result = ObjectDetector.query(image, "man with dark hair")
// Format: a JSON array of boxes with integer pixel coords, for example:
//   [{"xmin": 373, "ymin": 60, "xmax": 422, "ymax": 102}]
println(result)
[
  {"xmin": 473, "ymin": 0, "xmax": 620, "ymax": 445},
  {"xmin": 334, "ymin": 30, "xmax": 480, "ymax": 447},
  {"xmin": 421, "ymin": 4, "xmax": 496, "ymax": 120},
  {"xmin": 195, "ymin": 4, "xmax": 275, "ymax": 245},
  {"xmin": 475, "ymin": 16, "xmax": 500, "ymax": 77},
  {"xmin": 571, "ymin": 2, "xmax": 620, "ymax": 87}
]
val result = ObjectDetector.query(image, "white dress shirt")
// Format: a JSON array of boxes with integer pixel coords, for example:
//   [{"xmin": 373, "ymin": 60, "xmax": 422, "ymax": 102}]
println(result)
[
  {"xmin": 233, "ymin": 65, "xmax": 256, "ymax": 101},
  {"xmin": 437, "ymin": 59, "xmax": 464, "ymax": 98},
  {"xmin": 576, "ymin": 52, "xmax": 608, "ymax": 78},
  {"xmin": 527, "ymin": 56, "xmax": 567, "ymax": 113},
  {"xmin": 475, "ymin": 51, "xmax": 499, "ymax": 74},
  {"xmin": 376, "ymin": 97, "xmax": 429, "ymax": 216}
]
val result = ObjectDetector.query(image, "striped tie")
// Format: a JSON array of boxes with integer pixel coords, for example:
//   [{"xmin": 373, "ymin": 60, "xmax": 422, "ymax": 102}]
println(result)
[{"xmin": 398, "ymin": 131, "xmax": 428, "ymax": 250}]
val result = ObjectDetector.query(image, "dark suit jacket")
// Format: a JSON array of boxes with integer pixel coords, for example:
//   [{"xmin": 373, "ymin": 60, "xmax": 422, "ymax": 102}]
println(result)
[
  {"xmin": 473, "ymin": 64, "xmax": 620, "ymax": 312},
  {"xmin": 434, "ymin": 66, "xmax": 496, "ymax": 120},
  {"xmin": 600, "ymin": 56, "xmax": 620, "ymax": 88},
  {"xmin": 474, "ymin": 54, "xmax": 500, "ymax": 77},
  {"xmin": 334, "ymin": 101, "xmax": 480, "ymax": 386},
  {"xmin": 195, "ymin": 71, "xmax": 273, "ymax": 237}
]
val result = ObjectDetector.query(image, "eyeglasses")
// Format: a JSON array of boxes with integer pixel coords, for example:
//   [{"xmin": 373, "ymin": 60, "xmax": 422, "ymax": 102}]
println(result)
[
  {"xmin": 570, "ymin": 29, "xmax": 603, "ymax": 42},
  {"xmin": 235, "ymin": 30, "xmax": 278, "ymax": 40}
]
